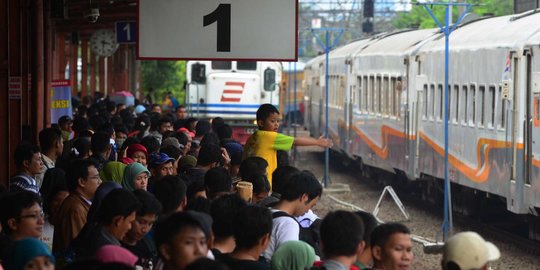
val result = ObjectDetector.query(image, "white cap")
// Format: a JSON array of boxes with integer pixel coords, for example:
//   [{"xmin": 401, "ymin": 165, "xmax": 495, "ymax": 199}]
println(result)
[{"xmin": 442, "ymin": 231, "xmax": 500, "ymax": 270}]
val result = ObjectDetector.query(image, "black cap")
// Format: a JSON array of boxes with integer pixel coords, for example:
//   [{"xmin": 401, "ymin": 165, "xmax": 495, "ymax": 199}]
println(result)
[{"xmin": 58, "ymin": 115, "xmax": 73, "ymax": 125}]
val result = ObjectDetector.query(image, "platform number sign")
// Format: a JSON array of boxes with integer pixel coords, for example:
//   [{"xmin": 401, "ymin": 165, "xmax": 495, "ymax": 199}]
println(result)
[
  {"xmin": 203, "ymin": 4, "xmax": 231, "ymax": 52},
  {"xmin": 138, "ymin": 0, "xmax": 297, "ymax": 61},
  {"xmin": 116, "ymin": 21, "xmax": 136, "ymax": 44}
]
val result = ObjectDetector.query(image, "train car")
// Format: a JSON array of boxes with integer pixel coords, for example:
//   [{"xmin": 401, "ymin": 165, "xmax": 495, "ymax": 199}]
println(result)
[
  {"xmin": 304, "ymin": 10, "xmax": 540, "ymax": 239},
  {"xmin": 186, "ymin": 61, "xmax": 281, "ymax": 143}
]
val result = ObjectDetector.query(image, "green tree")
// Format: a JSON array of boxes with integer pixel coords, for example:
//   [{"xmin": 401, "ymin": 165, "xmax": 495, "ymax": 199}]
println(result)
[
  {"xmin": 392, "ymin": 0, "xmax": 513, "ymax": 29},
  {"xmin": 141, "ymin": 60, "xmax": 186, "ymax": 105}
]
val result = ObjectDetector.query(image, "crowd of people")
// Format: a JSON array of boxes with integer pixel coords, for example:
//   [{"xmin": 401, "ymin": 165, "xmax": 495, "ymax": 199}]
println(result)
[{"xmin": 0, "ymin": 96, "xmax": 501, "ymax": 270}]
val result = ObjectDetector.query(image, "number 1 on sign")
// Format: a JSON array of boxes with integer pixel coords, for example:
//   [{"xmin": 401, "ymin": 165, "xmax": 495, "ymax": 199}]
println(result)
[
  {"xmin": 123, "ymin": 24, "xmax": 131, "ymax": 41},
  {"xmin": 203, "ymin": 4, "xmax": 231, "ymax": 52}
]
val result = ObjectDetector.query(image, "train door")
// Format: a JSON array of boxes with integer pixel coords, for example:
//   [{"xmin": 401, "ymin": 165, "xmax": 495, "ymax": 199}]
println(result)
[
  {"xmin": 524, "ymin": 49, "xmax": 533, "ymax": 187},
  {"xmin": 346, "ymin": 59, "xmax": 355, "ymax": 153},
  {"xmin": 509, "ymin": 50, "xmax": 527, "ymax": 214}
]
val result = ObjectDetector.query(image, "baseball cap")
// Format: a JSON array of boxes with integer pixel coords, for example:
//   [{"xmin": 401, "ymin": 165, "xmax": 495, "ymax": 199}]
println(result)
[
  {"xmin": 442, "ymin": 231, "xmax": 500, "ymax": 270},
  {"xmin": 162, "ymin": 137, "xmax": 183, "ymax": 150},
  {"xmin": 149, "ymin": 152, "xmax": 175, "ymax": 168},
  {"xmin": 177, "ymin": 127, "xmax": 195, "ymax": 138}
]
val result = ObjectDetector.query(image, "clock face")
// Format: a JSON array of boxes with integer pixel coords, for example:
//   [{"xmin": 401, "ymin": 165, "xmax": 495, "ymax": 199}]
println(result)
[{"xmin": 90, "ymin": 29, "xmax": 119, "ymax": 57}]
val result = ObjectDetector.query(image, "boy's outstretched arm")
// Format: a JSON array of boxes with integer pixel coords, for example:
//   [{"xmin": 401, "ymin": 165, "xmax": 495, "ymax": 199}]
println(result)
[{"xmin": 293, "ymin": 135, "xmax": 333, "ymax": 147}]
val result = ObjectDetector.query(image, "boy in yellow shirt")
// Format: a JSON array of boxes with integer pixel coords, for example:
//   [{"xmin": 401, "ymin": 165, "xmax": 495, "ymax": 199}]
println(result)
[{"xmin": 243, "ymin": 103, "xmax": 333, "ymax": 186}]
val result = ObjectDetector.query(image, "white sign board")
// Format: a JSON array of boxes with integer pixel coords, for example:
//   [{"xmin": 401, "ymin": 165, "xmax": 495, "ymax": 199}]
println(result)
[{"xmin": 138, "ymin": 0, "xmax": 298, "ymax": 61}]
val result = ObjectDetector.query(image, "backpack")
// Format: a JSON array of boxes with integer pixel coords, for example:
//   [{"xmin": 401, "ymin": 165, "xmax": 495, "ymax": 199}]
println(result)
[{"xmin": 272, "ymin": 211, "xmax": 322, "ymax": 256}]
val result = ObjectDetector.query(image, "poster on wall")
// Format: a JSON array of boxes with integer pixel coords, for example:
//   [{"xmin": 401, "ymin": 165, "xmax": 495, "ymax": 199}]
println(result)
[{"xmin": 50, "ymin": 80, "xmax": 72, "ymax": 124}]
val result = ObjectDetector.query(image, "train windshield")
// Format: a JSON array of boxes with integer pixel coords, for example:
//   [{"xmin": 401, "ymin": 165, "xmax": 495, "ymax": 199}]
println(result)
[
  {"xmin": 237, "ymin": 61, "xmax": 257, "ymax": 70},
  {"xmin": 212, "ymin": 61, "xmax": 232, "ymax": 70}
]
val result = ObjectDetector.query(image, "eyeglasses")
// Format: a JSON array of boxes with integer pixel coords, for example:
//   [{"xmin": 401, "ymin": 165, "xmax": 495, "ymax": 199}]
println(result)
[
  {"xmin": 18, "ymin": 211, "xmax": 45, "ymax": 220},
  {"xmin": 87, "ymin": 175, "xmax": 102, "ymax": 182}
]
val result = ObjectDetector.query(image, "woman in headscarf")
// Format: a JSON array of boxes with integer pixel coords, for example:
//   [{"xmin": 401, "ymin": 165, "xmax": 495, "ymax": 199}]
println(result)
[
  {"xmin": 123, "ymin": 162, "xmax": 151, "ymax": 191},
  {"xmin": 7, "ymin": 238, "xmax": 55, "ymax": 270},
  {"xmin": 126, "ymin": 144, "xmax": 148, "ymax": 167},
  {"xmin": 270, "ymin": 241, "xmax": 316, "ymax": 270},
  {"xmin": 99, "ymin": 161, "xmax": 127, "ymax": 184}
]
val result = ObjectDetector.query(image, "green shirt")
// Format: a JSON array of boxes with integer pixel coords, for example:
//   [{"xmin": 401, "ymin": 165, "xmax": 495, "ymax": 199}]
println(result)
[{"xmin": 243, "ymin": 130, "xmax": 294, "ymax": 186}]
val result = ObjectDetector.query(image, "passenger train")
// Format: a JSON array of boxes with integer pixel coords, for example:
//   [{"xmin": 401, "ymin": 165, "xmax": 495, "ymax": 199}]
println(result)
[
  {"xmin": 303, "ymin": 10, "xmax": 540, "ymax": 239},
  {"xmin": 186, "ymin": 61, "xmax": 281, "ymax": 143}
]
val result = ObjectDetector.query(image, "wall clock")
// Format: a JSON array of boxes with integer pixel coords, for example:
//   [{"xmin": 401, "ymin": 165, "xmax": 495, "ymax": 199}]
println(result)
[{"xmin": 90, "ymin": 29, "xmax": 119, "ymax": 57}]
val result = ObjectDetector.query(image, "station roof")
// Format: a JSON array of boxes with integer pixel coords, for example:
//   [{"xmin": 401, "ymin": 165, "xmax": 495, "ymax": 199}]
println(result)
[{"xmin": 54, "ymin": 0, "xmax": 137, "ymax": 36}]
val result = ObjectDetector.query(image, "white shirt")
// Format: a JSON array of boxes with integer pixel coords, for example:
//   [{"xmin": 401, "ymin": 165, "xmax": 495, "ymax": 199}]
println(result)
[{"xmin": 263, "ymin": 209, "xmax": 299, "ymax": 260}]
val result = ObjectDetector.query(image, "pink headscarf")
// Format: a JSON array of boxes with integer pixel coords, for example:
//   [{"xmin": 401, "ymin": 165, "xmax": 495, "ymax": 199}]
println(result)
[{"xmin": 95, "ymin": 245, "xmax": 138, "ymax": 266}]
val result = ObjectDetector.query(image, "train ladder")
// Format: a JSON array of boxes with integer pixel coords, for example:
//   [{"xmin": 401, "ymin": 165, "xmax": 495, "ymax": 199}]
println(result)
[{"xmin": 372, "ymin": 186, "xmax": 410, "ymax": 221}]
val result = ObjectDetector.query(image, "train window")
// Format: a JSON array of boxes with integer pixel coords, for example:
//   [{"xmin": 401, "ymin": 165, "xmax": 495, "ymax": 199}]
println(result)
[
  {"xmin": 237, "ymin": 61, "xmax": 257, "ymax": 70},
  {"xmin": 423, "ymin": 85, "xmax": 428, "ymax": 119},
  {"xmin": 462, "ymin": 85, "xmax": 468, "ymax": 125},
  {"xmin": 363, "ymin": 76, "xmax": 368, "ymax": 112},
  {"xmin": 396, "ymin": 77, "xmax": 402, "ymax": 118},
  {"xmin": 448, "ymin": 84, "xmax": 451, "ymax": 120},
  {"xmin": 499, "ymin": 85, "xmax": 506, "ymax": 129},
  {"xmin": 390, "ymin": 77, "xmax": 396, "ymax": 116},
  {"xmin": 430, "ymin": 84, "xmax": 435, "ymax": 120},
  {"xmin": 357, "ymin": 76, "xmax": 363, "ymax": 112},
  {"xmin": 489, "ymin": 85, "xmax": 496, "ymax": 128},
  {"xmin": 370, "ymin": 76, "xmax": 375, "ymax": 113},
  {"xmin": 478, "ymin": 85, "xmax": 485, "ymax": 127},
  {"xmin": 438, "ymin": 84, "xmax": 443, "ymax": 120},
  {"xmin": 383, "ymin": 76, "xmax": 389, "ymax": 115},
  {"xmin": 470, "ymin": 84, "xmax": 476, "ymax": 125},
  {"xmin": 454, "ymin": 85, "xmax": 460, "ymax": 123},
  {"xmin": 211, "ymin": 61, "xmax": 232, "ymax": 70},
  {"xmin": 376, "ymin": 75, "xmax": 382, "ymax": 114}
]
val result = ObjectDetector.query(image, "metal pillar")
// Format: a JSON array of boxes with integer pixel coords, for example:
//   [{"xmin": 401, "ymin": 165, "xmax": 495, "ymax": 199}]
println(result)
[
  {"xmin": 419, "ymin": 1, "xmax": 473, "ymax": 240},
  {"xmin": 310, "ymin": 28, "xmax": 345, "ymax": 187}
]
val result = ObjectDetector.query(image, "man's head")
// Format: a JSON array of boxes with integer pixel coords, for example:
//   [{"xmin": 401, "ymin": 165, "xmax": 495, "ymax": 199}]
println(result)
[
  {"xmin": 14, "ymin": 143, "xmax": 44, "ymax": 176},
  {"xmin": 126, "ymin": 190, "xmax": 162, "ymax": 242},
  {"xmin": 158, "ymin": 117, "xmax": 174, "ymax": 134},
  {"xmin": 239, "ymin": 156, "xmax": 268, "ymax": 181},
  {"xmin": 442, "ymin": 231, "xmax": 500, "ymax": 270},
  {"xmin": 204, "ymin": 167, "xmax": 232, "ymax": 200},
  {"xmin": 279, "ymin": 171, "xmax": 323, "ymax": 216},
  {"xmin": 196, "ymin": 143, "xmax": 222, "ymax": 168},
  {"xmin": 96, "ymin": 188, "xmax": 140, "ymax": 240},
  {"xmin": 355, "ymin": 211, "xmax": 379, "ymax": 264},
  {"xmin": 153, "ymin": 175, "xmax": 187, "ymax": 215},
  {"xmin": 210, "ymin": 194, "xmax": 247, "ymax": 244},
  {"xmin": 320, "ymin": 210, "xmax": 365, "ymax": 259},
  {"xmin": 216, "ymin": 124, "xmax": 233, "ymax": 141},
  {"xmin": 194, "ymin": 120, "xmax": 212, "ymax": 139},
  {"xmin": 371, "ymin": 223, "xmax": 413, "ymax": 270},
  {"xmin": 154, "ymin": 211, "xmax": 212, "ymax": 270},
  {"xmin": 256, "ymin": 103, "xmax": 280, "ymax": 132},
  {"xmin": 175, "ymin": 106, "xmax": 188, "ymax": 120},
  {"xmin": 66, "ymin": 159, "xmax": 101, "ymax": 200},
  {"xmin": 39, "ymin": 128, "xmax": 63, "ymax": 158},
  {"xmin": 91, "ymin": 131, "xmax": 112, "ymax": 156},
  {"xmin": 233, "ymin": 205, "xmax": 272, "ymax": 252},
  {"xmin": 151, "ymin": 104, "xmax": 162, "ymax": 114},
  {"xmin": 271, "ymin": 165, "xmax": 300, "ymax": 196},
  {"xmin": 0, "ymin": 191, "xmax": 44, "ymax": 239},
  {"xmin": 149, "ymin": 153, "xmax": 175, "ymax": 177}
]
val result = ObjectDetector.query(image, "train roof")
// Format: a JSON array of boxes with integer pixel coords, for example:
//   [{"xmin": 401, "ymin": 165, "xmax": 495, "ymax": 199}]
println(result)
[
  {"xmin": 357, "ymin": 28, "xmax": 439, "ymax": 56},
  {"xmin": 420, "ymin": 9, "xmax": 540, "ymax": 52},
  {"xmin": 329, "ymin": 38, "xmax": 372, "ymax": 58}
]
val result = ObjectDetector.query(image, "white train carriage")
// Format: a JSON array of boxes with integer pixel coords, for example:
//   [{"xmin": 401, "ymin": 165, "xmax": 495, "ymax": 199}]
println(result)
[
  {"xmin": 304, "ymin": 10, "xmax": 540, "ymax": 238},
  {"xmin": 186, "ymin": 61, "xmax": 281, "ymax": 143}
]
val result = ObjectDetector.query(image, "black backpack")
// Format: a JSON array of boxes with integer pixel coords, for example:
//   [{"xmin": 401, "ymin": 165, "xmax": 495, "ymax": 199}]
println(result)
[{"xmin": 272, "ymin": 211, "xmax": 322, "ymax": 256}]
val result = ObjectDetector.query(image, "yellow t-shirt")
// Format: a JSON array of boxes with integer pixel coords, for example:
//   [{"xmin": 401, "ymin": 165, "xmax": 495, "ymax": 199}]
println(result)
[{"xmin": 243, "ymin": 130, "xmax": 294, "ymax": 186}]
